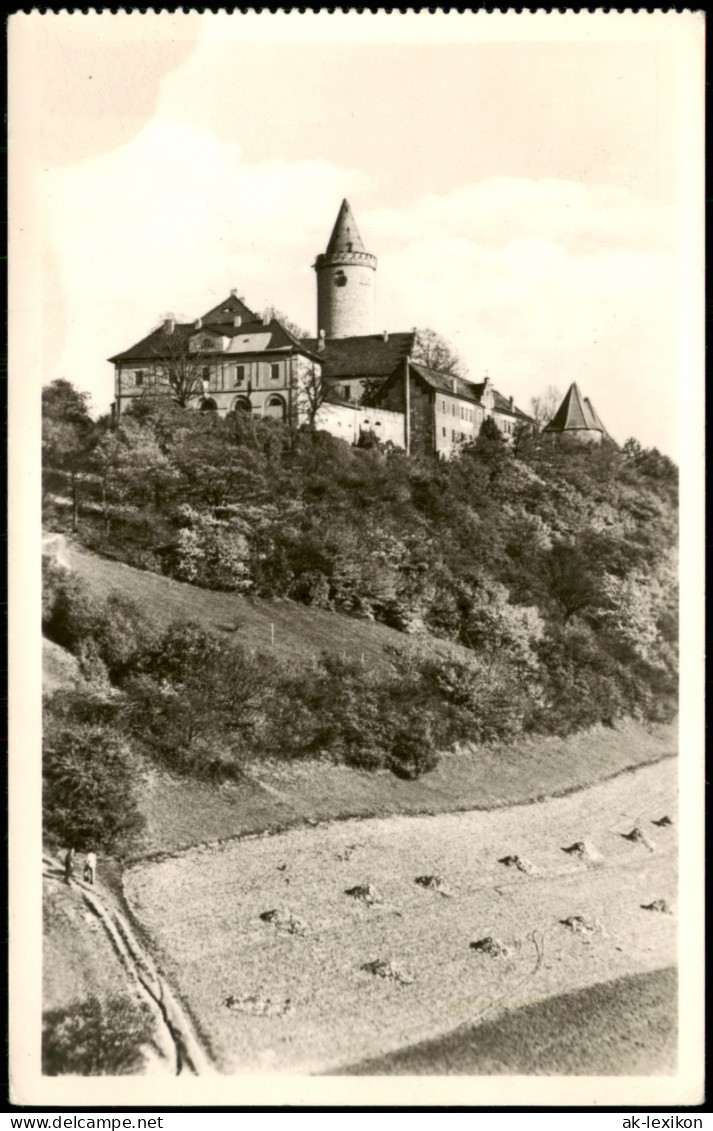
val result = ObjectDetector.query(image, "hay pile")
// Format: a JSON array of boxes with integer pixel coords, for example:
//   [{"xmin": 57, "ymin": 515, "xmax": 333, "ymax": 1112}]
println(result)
[
  {"xmin": 414, "ymin": 875, "xmax": 453, "ymax": 897},
  {"xmin": 362, "ymin": 960, "xmax": 415, "ymax": 986},
  {"xmin": 641, "ymin": 899, "xmax": 673, "ymax": 914},
  {"xmin": 345, "ymin": 884, "xmax": 383, "ymax": 906},
  {"xmin": 622, "ymin": 827, "xmax": 655, "ymax": 851},
  {"xmin": 498, "ymin": 854, "xmax": 537, "ymax": 875},
  {"xmin": 470, "ymin": 936, "xmax": 510, "ymax": 958},
  {"xmin": 562, "ymin": 841, "xmax": 604, "ymax": 864},
  {"xmin": 225, "ymin": 994, "xmax": 292, "ymax": 1017},
  {"xmin": 259, "ymin": 908, "xmax": 306, "ymax": 935},
  {"xmin": 560, "ymin": 914, "xmax": 607, "ymax": 937}
]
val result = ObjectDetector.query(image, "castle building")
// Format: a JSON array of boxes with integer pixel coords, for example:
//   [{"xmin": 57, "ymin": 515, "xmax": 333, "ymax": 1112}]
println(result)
[
  {"xmin": 543, "ymin": 382, "xmax": 615, "ymax": 445},
  {"xmin": 108, "ymin": 199, "xmax": 531, "ymax": 456}
]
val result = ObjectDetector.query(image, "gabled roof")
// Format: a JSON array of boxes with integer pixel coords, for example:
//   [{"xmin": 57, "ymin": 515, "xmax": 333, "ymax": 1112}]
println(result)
[
  {"xmin": 303, "ymin": 332, "xmax": 416, "ymax": 379},
  {"xmin": 409, "ymin": 361, "xmax": 482, "ymax": 404},
  {"xmin": 200, "ymin": 293, "xmax": 257, "ymax": 325},
  {"xmin": 408, "ymin": 362, "xmax": 533, "ymax": 420},
  {"xmin": 544, "ymin": 382, "xmax": 600, "ymax": 433},
  {"xmin": 109, "ymin": 304, "xmax": 322, "ymax": 364},
  {"xmin": 324, "ymin": 199, "xmax": 367, "ymax": 258}
]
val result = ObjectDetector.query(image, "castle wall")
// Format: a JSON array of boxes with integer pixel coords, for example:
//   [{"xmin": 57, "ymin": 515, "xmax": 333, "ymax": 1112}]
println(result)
[{"xmin": 314, "ymin": 402, "xmax": 405, "ymax": 448}]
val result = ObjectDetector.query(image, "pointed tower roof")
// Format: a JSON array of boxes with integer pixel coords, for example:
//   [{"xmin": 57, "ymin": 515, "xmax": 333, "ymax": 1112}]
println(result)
[
  {"xmin": 583, "ymin": 396, "xmax": 615, "ymax": 442},
  {"xmin": 324, "ymin": 199, "xmax": 367, "ymax": 258},
  {"xmin": 544, "ymin": 382, "xmax": 599, "ymax": 433}
]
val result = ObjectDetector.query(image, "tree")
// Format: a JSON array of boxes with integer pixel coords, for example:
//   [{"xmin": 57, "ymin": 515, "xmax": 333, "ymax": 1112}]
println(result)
[
  {"xmin": 42, "ymin": 380, "xmax": 96, "ymax": 532},
  {"xmin": 149, "ymin": 324, "xmax": 213, "ymax": 408},
  {"xmin": 296, "ymin": 362, "xmax": 338, "ymax": 430},
  {"xmin": 529, "ymin": 385, "xmax": 562, "ymax": 430},
  {"xmin": 412, "ymin": 328, "xmax": 467, "ymax": 377},
  {"xmin": 43, "ymin": 720, "xmax": 145, "ymax": 852},
  {"xmin": 262, "ymin": 306, "xmax": 309, "ymax": 342}
]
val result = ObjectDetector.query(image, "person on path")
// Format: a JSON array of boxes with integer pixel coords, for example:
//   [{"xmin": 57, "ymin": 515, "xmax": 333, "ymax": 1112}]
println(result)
[
  {"xmin": 63, "ymin": 847, "xmax": 75, "ymax": 885},
  {"xmin": 84, "ymin": 851, "xmax": 97, "ymax": 885}
]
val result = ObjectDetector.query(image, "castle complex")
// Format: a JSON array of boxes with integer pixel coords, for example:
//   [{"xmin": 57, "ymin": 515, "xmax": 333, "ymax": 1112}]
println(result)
[{"xmin": 110, "ymin": 201, "xmax": 611, "ymax": 454}]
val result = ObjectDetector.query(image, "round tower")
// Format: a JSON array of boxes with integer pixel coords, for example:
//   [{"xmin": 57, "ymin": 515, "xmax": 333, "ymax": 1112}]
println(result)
[{"xmin": 314, "ymin": 199, "xmax": 376, "ymax": 338}]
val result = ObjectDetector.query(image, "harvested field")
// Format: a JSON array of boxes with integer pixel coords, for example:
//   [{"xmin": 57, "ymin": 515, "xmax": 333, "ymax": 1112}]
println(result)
[
  {"xmin": 337, "ymin": 967, "xmax": 677, "ymax": 1076},
  {"xmin": 124, "ymin": 758, "xmax": 677, "ymax": 1075}
]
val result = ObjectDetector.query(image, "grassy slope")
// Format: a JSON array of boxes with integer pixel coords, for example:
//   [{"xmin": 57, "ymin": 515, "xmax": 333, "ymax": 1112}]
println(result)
[
  {"xmin": 335, "ymin": 967, "xmax": 677, "ymax": 1076},
  {"xmin": 135, "ymin": 718, "xmax": 676, "ymax": 859},
  {"xmin": 45, "ymin": 536, "xmax": 677, "ymax": 859},
  {"xmin": 57, "ymin": 535, "xmax": 458, "ymax": 673}
]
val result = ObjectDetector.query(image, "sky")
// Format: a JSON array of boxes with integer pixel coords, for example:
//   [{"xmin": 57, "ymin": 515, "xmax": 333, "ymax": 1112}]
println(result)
[{"xmin": 11, "ymin": 11, "xmax": 705, "ymax": 455}]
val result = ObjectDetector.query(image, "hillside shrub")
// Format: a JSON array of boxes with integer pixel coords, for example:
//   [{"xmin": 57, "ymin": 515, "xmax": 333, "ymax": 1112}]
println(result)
[
  {"xmin": 42, "ymin": 995, "xmax": 154, "ymax": 1076},
  {"xmin": 43, "ymin": 718, "xmax": 145, "ymax": 852}
]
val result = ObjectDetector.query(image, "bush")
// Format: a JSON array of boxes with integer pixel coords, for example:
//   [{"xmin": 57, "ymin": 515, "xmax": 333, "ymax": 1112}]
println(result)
[
  {"xmin": 42, "ymin": 994, "xmax": 154, "ymax": 1075},
  {"xmin": 43, "ymin": 718, "xmax": 145, "ymax": 853},
  {"xmin": 386, "ymin": 721, "xmax": 439, "ymax": 780}
]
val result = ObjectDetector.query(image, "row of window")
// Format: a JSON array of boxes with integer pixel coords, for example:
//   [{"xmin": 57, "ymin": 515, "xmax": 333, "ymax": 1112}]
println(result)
[
  {"xmin": 440, "ymin": 398, "xmax": 478, "ymax": 424},
  {"xmin": 128, "ymin": 363, "xmax": 282, "ymax": 390}
]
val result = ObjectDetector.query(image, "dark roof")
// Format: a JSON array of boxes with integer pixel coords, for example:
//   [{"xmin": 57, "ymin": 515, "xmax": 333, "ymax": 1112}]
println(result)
[
  {"xmin": 544, "ymin": 383, "xmax": 600, "ymax": 433},
  {"xmin": 303, "ymin": 332, "xmax": 416, "ymax": 379},
  {"xmin": 584, "ymin": 396, "xmax": 615, "ymax": 442},
  {"xmin": 324, "ymin": 199, "xmax": 367, "ymax": 258},
  {"xmin": 200, "ymin": 293, "xmax": 257, "ymax": 324},
  {"xmin": 409, "ymin": 362, "xmax": 533, "ymax": 420},
  {"xmin": 109, "ymin": 296, "xmax": 322, "ymax": 364}
]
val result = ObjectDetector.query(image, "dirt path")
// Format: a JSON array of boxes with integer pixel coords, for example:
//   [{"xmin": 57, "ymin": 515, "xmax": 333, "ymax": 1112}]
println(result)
[
  {"xmin": 125, "ymin": 758, "xmax": 677, "ymax": 1074},
  {"xmin": 43, "ymin": 856, "xmax": 213, "ymax": 1076}
]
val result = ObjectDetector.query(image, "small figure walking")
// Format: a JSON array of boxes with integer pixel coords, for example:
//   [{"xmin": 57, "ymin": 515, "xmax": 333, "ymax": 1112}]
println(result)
[
  {"xmin": 63, "ymin": 847, "xmax": 75, "ymax": 885},
  {"xmin": 84, "ymin": 851, "xmax": 97, "ymax": 885}
]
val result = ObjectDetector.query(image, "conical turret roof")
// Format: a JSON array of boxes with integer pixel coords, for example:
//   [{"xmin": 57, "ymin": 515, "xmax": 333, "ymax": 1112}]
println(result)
[
  {"xmin": 584, "ymin": 396, "xmax": 614, "ymax": 441},
  {"xmin": 324, "ymin": 199, "xmax": 367, "ymax": 258},
  {"xmin": 544, "ymin": 383, "xmax": 599, "ymax": 432}
]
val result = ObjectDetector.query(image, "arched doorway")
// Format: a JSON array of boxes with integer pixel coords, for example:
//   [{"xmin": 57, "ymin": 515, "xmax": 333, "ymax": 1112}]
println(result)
[
  {"xmin": 263, "ymin": 394, "xmax": 286, "ymax": 421},
  {"xmin": 231, "ymin": 395, "xmax": 252, "ymax": 414},
  {"xmin": 200, "ymin": 397, "xmax": 218, "ymax": 412}
]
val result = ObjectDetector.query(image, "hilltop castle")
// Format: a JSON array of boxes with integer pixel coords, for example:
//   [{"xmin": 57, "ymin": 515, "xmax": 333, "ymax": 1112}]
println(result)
[{"xmin": 109, "ymin": 200, "xmax": 534, "ymax": 455}]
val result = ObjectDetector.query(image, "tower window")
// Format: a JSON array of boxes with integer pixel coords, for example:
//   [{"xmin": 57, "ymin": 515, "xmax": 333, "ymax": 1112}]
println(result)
[{"xmin": 334, "ymin": 270, "xmax": 347, "ymax": 288}]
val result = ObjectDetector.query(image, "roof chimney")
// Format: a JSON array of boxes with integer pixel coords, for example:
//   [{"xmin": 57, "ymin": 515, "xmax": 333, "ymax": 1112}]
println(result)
[
  {"xmin": 452, "ymin": 377, "xmax": 457, "ymax": 393},
  {"xmin": 383, "ymin": 330, "xmax": 389, "ymax": 343},
  {"xmin": 194, "ymin": 317, "xmax": 202, "ymax": 330},
  {"xmin": 233, "ymin": 315, "xmax": 242, "ymax": 327},
  {"xmin": 230, "ymin": 288, "xmax": 237, "ymax": 296},
  {"xmin": 262, "ymin": 313, "xmax": 271, "ymax": 326},
  {"xmin": 317, "ymin": 328, "xmax": 326, "ymax": 352},
  {"xmin": 164, "ymin": 315, "xmax": 175, "ymax": 334},
  {"xmin": 509, "ymin": 395, "xmax": 514, "ymax": 411}
]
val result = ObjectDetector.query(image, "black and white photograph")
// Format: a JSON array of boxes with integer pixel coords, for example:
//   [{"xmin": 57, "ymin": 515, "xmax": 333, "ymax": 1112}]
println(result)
[{"xmin": 8, "ymin": 9, "xmax": 705, "ymax": 1109}]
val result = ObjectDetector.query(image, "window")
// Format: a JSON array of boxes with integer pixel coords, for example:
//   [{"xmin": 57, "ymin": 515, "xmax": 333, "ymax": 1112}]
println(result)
[
  {"xmin": 270, "ymin": 363, "xmax": 280, "ymax": 381},
  {"xmin": 135, "ymin": 370, "xmax": 144, "ymax": 387},
  {"xmin": 451, "ymin": 429, "xmax": 456, "ymax": 440},
  {"xmin": 343, "ymin": 385, "xmax": 351, "ymax": 401},
  {"xmin": 442, "ymin": 427, "xmax": 446, "ymax": 437},
  {"xmin": 442, "ymin": 400, "xmax": 446, "ymax": 412},
  {"xmin": 235, "ymin": 365, "xmax": 245, "ymax": 386},
  {"xmin": 452, "ymin": 404, "xmax": 456, "ymax": 416},
  {"xmin": 202, "ymin": 367, "xmax": 211, "ymax": 387}
]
